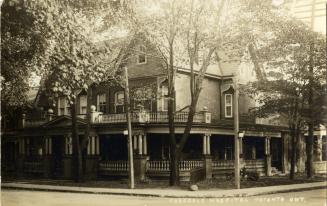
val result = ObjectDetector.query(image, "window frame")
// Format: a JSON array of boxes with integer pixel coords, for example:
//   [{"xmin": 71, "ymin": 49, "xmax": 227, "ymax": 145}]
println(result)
[
  {"xmin": 115, "ymin": 91, "xmax": 125, "ymax": 113},
  {"xmin": 79, "ymin": 95, "xmax": 87, "ymax": 114},
  {"xmin": 137, "ymin": 45, "xmax": 147, "ymax": 65},
  {"xmin": 161, "ymin": 85, "xmax": 169, "ymax": 111},
  {"xmin": 224, "ymin": 94, "xmax": 233, "ymax": 118},
  {"xmin": 97, "ymin": 93, "xmax": 107, "ymax": 113}
]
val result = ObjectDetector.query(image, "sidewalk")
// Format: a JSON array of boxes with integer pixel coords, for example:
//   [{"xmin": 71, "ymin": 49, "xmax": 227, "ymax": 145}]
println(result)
[{"xmin": 2, "ymin": 181, "xmax": 326, "ymax": 198}]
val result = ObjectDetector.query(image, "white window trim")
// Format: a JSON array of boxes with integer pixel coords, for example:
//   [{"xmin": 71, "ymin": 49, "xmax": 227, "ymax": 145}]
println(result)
[
  {"xmin": 137, "ymin": 45, "xmax": 147, "ymax": 65},
  {"xmin": 225, "ymin": 94, "xmax": 233, "ymax": 118},
  {"xmin": 97, "ymin": 93, "xmax": 107, "ymax": 113},
  {"xmin": 115, "ymin": 91, "xmax": 125, "ymax": 113},
  {"xmin": 161, "ymin": 86, "xmax": 168, "ymax": 111},
  {"xmin": 79, "ymin": 95, "xmax": 87, "ymax": 114},
  {"xmin": 58, "ymin": 97, "xmax": 67, "ymax": 116}
]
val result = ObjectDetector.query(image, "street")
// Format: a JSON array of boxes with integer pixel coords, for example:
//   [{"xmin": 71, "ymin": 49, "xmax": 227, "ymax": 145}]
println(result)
[{"xmin": 1, "ymin": 189, "xmax": 326, "ymax": 206}]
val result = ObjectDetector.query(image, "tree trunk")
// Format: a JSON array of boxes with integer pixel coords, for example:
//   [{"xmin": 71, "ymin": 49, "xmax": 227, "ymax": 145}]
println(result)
[
  {"xmin": 306, "ymin": 42, "xmax": 314, "ymax": 178},
  {"xmin": 71, "ymin": 101, "xmax": 83, "ymax": 182},
  {"xmin": 290, "ymin": 125, "xmax": 297, "ymax": 180},
  {"xmin": 307, "ymin": 121, "xmax": 314, "ymax": 178}
]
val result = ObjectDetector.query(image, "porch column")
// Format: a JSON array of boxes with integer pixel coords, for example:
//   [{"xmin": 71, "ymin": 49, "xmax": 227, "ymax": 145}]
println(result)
[
  {"xmin": 133, "ymin": 135, "xmax": 137, "ymax": 150},
  {"xmin": 142, "ymin": 134, "xmax": 147, "ymax": 155},
  {"xmin": 203, "ymin": 134, "xmax": 212, "ymax": 179},
  {"xmin": 281, "ymin": 132, "xmax": 289, "ymax": 173},
  {"xmin": 63, "ymin": 135, "xmax": 73, "ymax": 179},
  {"xmin": 17, "ymin": 137, "xmax": 25, "ymax": 177},
  {"xmin": 138, "ymin": 135, "xmax": 143, "ymax": 155},
  {"xmin": 203, "ymin": 135, "xmax": 207, "ymax": 155},
  {"xmin": 44, "ymin": 136, "xmax": 53, "ymax": 178},
  {"xmin": 206, "ymin": 134, "xmax": 211, "ymax": 155},
  {"xmin": 85, "ymin": 135, "xmax": 100, "ymax": 180},
  {"xmin": 265, "ymin": 136, "xmax": 272, "ymax": 176},
  {"xmin": 315, "ymin": 134, "xmax": 323, "ymax": 161}
]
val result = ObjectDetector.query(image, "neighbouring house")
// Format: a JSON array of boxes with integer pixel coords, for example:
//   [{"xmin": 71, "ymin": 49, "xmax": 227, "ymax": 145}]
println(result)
[{"xmin": 2, "ymin": 36, "xmax": 326, "ymax": 182}]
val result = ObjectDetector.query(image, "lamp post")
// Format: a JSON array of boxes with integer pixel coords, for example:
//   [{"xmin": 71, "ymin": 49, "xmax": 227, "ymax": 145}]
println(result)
[
  {"xmin": 124, "ymin": 67, "xmax": 135, "ymax": 189},
  {"xmin": 233, "ymin": 75, "xmax": 240, "ymax": 189}
]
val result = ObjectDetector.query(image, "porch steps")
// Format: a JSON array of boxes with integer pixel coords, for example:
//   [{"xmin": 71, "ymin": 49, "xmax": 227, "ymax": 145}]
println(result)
[{"xmin": 271, "ymin": 167, "xmax": 283, "ymax": 176}]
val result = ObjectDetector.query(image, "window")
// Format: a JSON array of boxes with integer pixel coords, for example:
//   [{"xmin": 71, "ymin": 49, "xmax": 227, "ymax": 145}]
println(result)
[
  {"xmin": 132, "ymin": 88, "xmax": 153, "ymax": 111},
  {"xmin": 115, "ymin": 91, "xmax": 125, "ymax": 113},
  {"xmin": 97, "ymin": 93, "xmax": 107, "ymax": 113},
  {"xmin": 162, "ymin": 86, "xmax": 169, "ymax": 111},
  {"xmin": 137, "ymin": 45, "xmax": 147, "ymax": 64},
  {"xmin": 58, "ymin": 97, "xmax": 65, "ymax": 116},
  {"xmin": 58, "ymin": 97, "xmax": 71, "ymax": 115},
  {"xmin": 66, "ymin": 99, "xmax": 71, "ymax": 115},
  {"xmin": 225, "ymin": 94, "xmax": 233, "ymax": 118},
  {"xmin": 79, "ymin": 95, "xmax": 87, "ymax": 114}
]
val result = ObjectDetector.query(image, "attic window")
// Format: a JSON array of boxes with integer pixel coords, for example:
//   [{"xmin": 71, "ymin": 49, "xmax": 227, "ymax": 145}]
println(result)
[{"xmin": 137, "ymin": 45, "xmax": 147, "ymax": 64}]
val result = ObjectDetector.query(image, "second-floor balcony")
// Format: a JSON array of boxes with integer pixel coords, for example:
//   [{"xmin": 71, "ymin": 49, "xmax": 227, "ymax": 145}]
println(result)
[
  {"xmin": 97, "ymin": 111, "xmax": 209, "ymax": 124},
  {"xmin": 22, "ymin": 109, "xmax": 212, "ymax": 128}
]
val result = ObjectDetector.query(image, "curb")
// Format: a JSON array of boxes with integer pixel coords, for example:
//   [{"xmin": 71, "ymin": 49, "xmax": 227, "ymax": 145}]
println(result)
[{"xmin": 2, "ymin": 183, "xmax": 326, "ymax": 198}]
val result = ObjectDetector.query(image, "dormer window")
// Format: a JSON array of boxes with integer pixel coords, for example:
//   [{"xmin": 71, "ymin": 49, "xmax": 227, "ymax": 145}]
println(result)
[
  {"xmin": 137, "ymin": 45, "xmax": 147, "ymax": 64},
  {"xmin": 225, "ymin": 94, "xmax": 233, "ymax": 118}
]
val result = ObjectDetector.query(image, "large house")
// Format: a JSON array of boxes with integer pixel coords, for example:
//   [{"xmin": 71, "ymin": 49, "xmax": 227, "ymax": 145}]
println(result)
[{"xmin": 2, "ymin": 37, "xmax": 326, "ymax": 182}]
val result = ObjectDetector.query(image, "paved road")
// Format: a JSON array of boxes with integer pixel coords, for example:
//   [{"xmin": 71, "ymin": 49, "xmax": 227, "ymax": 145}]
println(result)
[{"xmin": 1, "ymin": 188, "xmax": 326, "ymax": 206}]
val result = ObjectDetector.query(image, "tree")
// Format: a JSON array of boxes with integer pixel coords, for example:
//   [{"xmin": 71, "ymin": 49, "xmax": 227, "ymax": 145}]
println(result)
[
  {"xmin": 25, "ymin": 0, "xmax": 132, "ymax": 181},
  {"xmin": 132, "ymin": 0, "xmax": 229, "ymax": 185},
  {"xmin": 1, "ymin": 0, "xmax": 46, "ymax": 128},
  {"xmin": 243, "ymin": 13, "xmax": 326, "ymax": 179}
]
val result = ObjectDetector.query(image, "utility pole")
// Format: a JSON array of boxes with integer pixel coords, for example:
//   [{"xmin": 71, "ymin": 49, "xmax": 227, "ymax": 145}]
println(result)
[
  {"xmin": 124, "ymin": 67, "xmax": 134, "ymax": 189},
  {"xmin": 233, "ymin": 75, "xmax": 240, "ymax": 189}
]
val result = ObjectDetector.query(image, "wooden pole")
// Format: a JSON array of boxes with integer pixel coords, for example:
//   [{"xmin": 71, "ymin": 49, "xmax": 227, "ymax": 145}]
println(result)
[
  {"xmin": 124, "ymin": 67, "xmax": 134, "ymax": 189},
  {"xmin": 233, "ymin": 75, "xmax": 240, "ymax": 189}
]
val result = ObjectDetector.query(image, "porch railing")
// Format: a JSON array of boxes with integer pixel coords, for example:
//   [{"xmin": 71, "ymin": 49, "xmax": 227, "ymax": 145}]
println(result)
[
  {"xmin": 99, "ymin": 111, "xmax": 208, "ymax": 124},
  {"xmin": 212, "ymin": 160, "xmax": 235, "ymax": 170},
  {"xmin": 23, "ymin": 160, "xmax": 44, "ymax": 173},
  {"xmin": 99, "ymin": 160, "xmax": 128, "ymax": 172},
  {"xmin": 146, "ymin": 160, "xmax": 203, "ymax": 171}
]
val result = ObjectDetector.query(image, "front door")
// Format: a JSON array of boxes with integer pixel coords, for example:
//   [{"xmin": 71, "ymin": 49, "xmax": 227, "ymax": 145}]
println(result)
[
  {"xmin": 52, "ymin": 136, "xmax": 64, "ymax": 178},
  {"xmin": 271, "ymin": 138, "xmax": 282, "ymax": 170}
]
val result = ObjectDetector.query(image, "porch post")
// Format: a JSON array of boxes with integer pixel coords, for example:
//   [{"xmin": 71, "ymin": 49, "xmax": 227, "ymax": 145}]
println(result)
[
  {"xmin": 133, "ymin": 135, "xmax": 137, "ymax": 151},
  {"xmin": 281, "ymin": 132, "xmax": 289, "ymax": 173},
  {"xmin": 265, "ymin": 136, "xmax": 272, "ymax": 176},
  {"xmin": 206, "ymin": 134, "xmax": 211, "ymax": 155},
  {"xmin": 17, "ymin": 137, "xmax": 25, "ymax": 177},
  {"xmin": 63, "ymin": 135, "xmax": 73, "ymax": 179},
  {"xmin": 85, "ymin": 135, "xmax": 100, "ymax": 180},
  {"xmin": 138, "ymin": 135, "xmax": 143, "ymax": 155},
  {"xmin": 203, "ymin": 135, "xmax": 207, "ymax": 155},
  {"xmin": 142, "ymin": 134, "xmax": 147, "ymax": 155},
  {"xmin": 43, "ymin": 136, "xmax": 53, "ymax": 178},
  {"xmin": 134, "ymin": 133, "xmax": 147, "ymax": 181},
  {"xmin": 315, "ymin": 134, "xmax": 323, "ymax": 161},
  {"xmin": 203, "ymin": 134, "xmax": 212, "ymax": 179}
]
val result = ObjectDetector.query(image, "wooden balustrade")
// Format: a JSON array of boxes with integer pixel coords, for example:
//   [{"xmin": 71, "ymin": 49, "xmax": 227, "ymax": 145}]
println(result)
[
  {"xmin": 212, "ymin": 160, "xmax": 235, "ymax": 170},
  {"xmin": 147, "ymin": 160, "xmax": 203, "ymax": 171},
  {"xmin": 22, "ymin": 111, "xmax": 210, "ymax": 126},
  {"xmin": 99, "ymin": 161, "xmax": 128, "ymax": 171},
  {"xmin": 23, "ymin": 161, "xmax": 44, "ymax": 173},
  {"xmin": 99, "ymin": 111, "xmax": 208, "ymax": 124}
]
